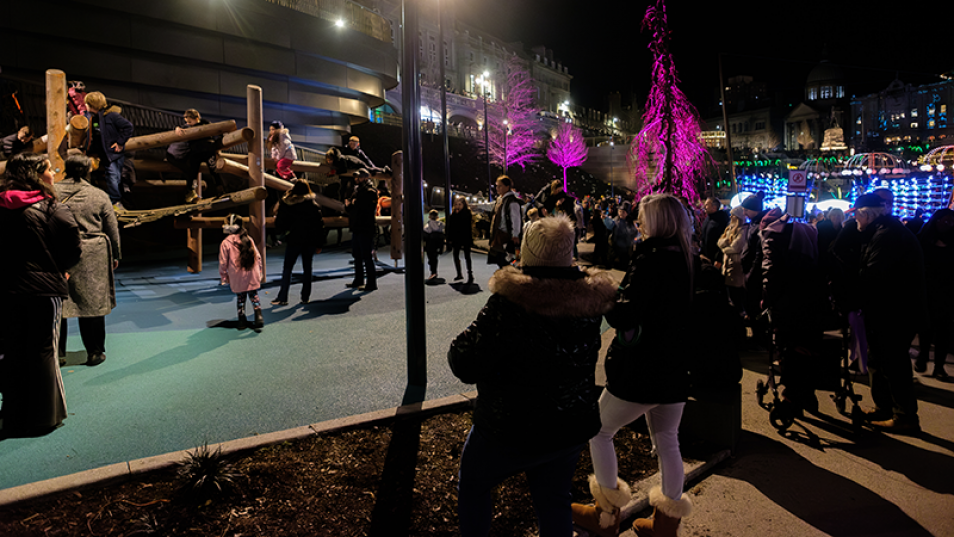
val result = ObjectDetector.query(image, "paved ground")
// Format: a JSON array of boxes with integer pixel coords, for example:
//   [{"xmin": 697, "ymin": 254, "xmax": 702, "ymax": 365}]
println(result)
[{"xmin": 2, "ymin": 236, "xmax": 952, "ymax": 537}]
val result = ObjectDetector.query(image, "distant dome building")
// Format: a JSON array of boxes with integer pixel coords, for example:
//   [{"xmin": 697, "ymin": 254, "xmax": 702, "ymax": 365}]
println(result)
[{"xmin": 785, "ymin": 56, "xmax": 850, "ymax": 153}]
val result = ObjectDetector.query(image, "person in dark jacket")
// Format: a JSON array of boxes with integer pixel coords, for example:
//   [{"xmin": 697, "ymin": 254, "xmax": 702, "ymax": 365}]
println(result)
[
  {"xmin": 740, "ymin": 194, "xmax": 769, "ymax": 344},
  {"xmin": 760, "ymin": 207, "xmax": 825, "ymax": 413},
  {"xmin": 914, "ymin": 208, "xmax": 954, "ymax": 380},
  {"xmin": 699, "ymin": 196, "xmax": 729, "ymax": 266},
  {"xmin": 55, "ymin": 155, "xmax": 122, "ymax": 368},
  {"xmin": 1, "ymin": 126, "xmax": 34, "ymax": 159},
  {"xmin": 271, "ymin": 180, "xmax": 325, "ymax": 305},
  {"xmin": 167, "ymin": 109, "xmax": 224, "ymax": 202},
  {"xmin": 449, "ymin": 215, "xmax": 617, "ymax": 537},
  {"xmin": 83, "ymin": 92, "xmax": 134, "ymax": 207},
  {"xmin": 0, "ymin": 154, "xmax": 82, "ymax": 438},
  {"xmin": 845, "ymin": 194, "xmax": 926, "ymax": 432},
  {"xmin": 326, "ymin": 147, "xmax": 378, "ymax": 201},
  {"xmin": 344, "ymin": 168, "xmax": 378, "ymax": 291},
  {"xmin": 447, "ymin": 196, "xmax": 474, "ymax": 284},
  {"xmin": 572, "ymin": 193, "xmax": 695, "ymax": 537},
  {"xmin": 341, "ymin": 135, "xmax": 376, "ymax": 169}
]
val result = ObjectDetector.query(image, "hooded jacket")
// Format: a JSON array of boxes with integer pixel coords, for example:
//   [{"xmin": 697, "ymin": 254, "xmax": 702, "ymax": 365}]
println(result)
[
  {"xmin": 448, "ymin": 266, "xmax": 617, "ymax": 452},
  {"xmin": 275, "ymin": 191, "xmax": 324, "ymax": 247},
  {"xmin": 0, "ymin": 191, "xmax": 82, "ymax": 298}
]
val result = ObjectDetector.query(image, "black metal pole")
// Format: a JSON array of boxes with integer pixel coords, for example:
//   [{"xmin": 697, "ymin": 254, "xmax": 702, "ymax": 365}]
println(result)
[
  {"xmin": 401, "ymin": 0, "xmax": 427, "ymax": 403},
  {"xmin": 484, "ymin": 93, "xmax": 492, "ymax": 200},
  {"xmin": 438, "ymin": 0, "xmax": 452, "ymax": 214}
]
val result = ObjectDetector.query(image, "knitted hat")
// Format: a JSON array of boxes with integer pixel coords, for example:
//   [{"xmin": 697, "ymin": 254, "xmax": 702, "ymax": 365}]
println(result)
[
  {"xmin": 730, "ymin": 205, "xmax": 745, "ymax": 219},
  {"xmin": 520, "ymin": 215, "xmax": 575, "ymax": 267},
  {"xmin": 741, "ymin": 195, "xmax": 762, "ymax": 211},
  {"xmin": 270, "ymin": 120, "xmax": 284, "ymax": 130}
]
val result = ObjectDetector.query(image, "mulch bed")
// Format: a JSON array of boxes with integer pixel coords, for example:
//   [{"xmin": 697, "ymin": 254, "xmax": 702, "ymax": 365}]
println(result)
[{"xmin": 0, "ymin": 408, "xmax": 713, "ymax": 536}]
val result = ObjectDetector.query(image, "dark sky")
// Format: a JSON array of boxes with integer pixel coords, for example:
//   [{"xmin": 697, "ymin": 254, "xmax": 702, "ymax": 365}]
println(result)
[{"xmin": 457, "ymin": 0, "xmax": 953, "ymax": 116}]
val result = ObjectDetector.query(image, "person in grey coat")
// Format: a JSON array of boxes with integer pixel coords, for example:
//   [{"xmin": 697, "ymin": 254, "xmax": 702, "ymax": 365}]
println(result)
[{"xmin": 55, "ymin": 155, "xmax": 121, "ymax": 367}]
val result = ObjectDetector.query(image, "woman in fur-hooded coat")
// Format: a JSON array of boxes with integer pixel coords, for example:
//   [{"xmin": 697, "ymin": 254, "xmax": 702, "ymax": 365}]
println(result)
[{"xmin": 448, "ymin": 215, "xmax": 617, "ymax": 537}]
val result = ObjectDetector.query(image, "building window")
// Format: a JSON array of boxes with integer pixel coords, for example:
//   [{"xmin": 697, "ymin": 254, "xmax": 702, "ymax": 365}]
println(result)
[
  {"xmin": 911, "ymin": 122, "xmax": 918, "ymax": 129},
  {"xmin": 928, "ymin": 119, "xmax": 935, "ymax": 129},
  {"xmin": 856, "ymin": 116, "xmax": 862, "ymax": 124},
  {"xmin": 941, "ymin": 104, "xmax": 947, "ymax": 114},
  {"xmin": 836, "ymin": 86, "xmax": 844, "ymax": 98},
  {"xmin": 911, "ymin": 108, "xmax": 918, "ymax": 118},
  {"xmin": 808, "ymin": 87, "xmax": 818, "ymax": 100},
  {"xmin": 821, "ymin": 86, "xmax": 833, "ymax": 99},
  {"xmin": 928, "ymin": 104, "xmax": 936, "ymax": 117}
]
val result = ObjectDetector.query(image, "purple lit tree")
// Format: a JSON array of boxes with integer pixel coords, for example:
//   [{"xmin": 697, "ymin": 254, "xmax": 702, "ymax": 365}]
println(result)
[
  {"xmin": 628, "ymin": 0, "xmax": 712, "ymax": 203},
  {"xmin": 547, "ymin": 121, "xmax": 588, "ymax": 192},
  {"xmin": 483, "ymin": 55, "xmax": 540, "ymax": 172}
]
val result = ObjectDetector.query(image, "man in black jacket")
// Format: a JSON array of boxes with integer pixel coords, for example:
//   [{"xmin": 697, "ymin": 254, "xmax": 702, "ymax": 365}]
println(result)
[
  {"xmin": 700, "ymin": 196, "xmax": 729, "ymax": 267},
  {"xmin": 851, "ymin": 194, "xmax": 925, "ymax": 432},
  {"xmin": 345, "ymin": 169, "xmax": 378, "ymax": 292}
]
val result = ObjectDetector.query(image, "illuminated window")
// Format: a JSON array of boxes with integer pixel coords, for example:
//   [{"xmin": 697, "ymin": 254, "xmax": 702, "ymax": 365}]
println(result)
[
  {"xmin": 808, "ymin": 88, "xmax": 818, "ymax": 100},
  {"xmin": 928, "ymin": 104, "xmax": 936, "ymax": 117},
  {"xmin": 928, "ymin": 119, "xmax": 935, "ymax": 129},
  {"xmin": 911, "ymin": 122, "xmax": 918, "ymax": 129},
  {"xmin": 856, "ymin": 116, "xmax": 862, "ymax": 124},
  {"xmin": 942, "ymin": 105, "xmax": 948, "ymax": 114},
  {"xmin": 836, "ymin": 86, "xmax": 844, "ymax": 98},
  {"xmin": 911, "ymin": 108, "xmax": 918, "ymax": 118},
  {"xmin": 821, "ymin": 86, "xmax": 833, "ymax": 99}
]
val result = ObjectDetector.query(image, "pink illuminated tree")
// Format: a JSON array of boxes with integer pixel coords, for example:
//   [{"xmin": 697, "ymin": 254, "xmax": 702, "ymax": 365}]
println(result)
[
  {"xmin": 628, "ymin": 0, "xmax": 712, "ymax": 203},
  {"xmin": 547, "ymin": 121, "xmax": 588, "ymax": 191},
  {"xmin": 482, "ymin": 55, "xmax": 540, "ymax": 172}
]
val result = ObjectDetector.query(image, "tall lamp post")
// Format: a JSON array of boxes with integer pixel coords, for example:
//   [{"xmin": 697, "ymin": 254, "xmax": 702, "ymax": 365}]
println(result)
[
  {"xmin": 610, "ymin": 140, "xmax": 615, "ymax": 197},
  {"xmin": 476, "ymin": 71, "xmax": 492, "ymax": 200}
]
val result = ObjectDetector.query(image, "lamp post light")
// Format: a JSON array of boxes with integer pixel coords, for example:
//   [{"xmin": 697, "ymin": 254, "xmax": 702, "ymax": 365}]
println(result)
[
  {"xmin": 610, "ymin": 140, "xmax": 615, "ymax": 197},
  {"xmin": 476, "ymin": 72, "xmax": 492, "ymax": 200}
]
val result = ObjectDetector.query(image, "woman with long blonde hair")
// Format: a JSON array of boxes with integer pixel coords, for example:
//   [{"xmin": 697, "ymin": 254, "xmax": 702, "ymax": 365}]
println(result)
[
  {"xmin": 572, "ymin": 193, "xmax": 695, "ymax": 537},
  {"xmin": 717, "ymin": 205, "xmax": 748, "ymax": 315}
]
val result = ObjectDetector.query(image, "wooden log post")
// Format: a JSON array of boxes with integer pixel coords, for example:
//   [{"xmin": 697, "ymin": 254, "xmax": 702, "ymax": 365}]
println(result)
[
  {"xmin": 67, "ymin": 115, "xmax": 89, "ymax": 149},
  {"xmin": 129, "ymin": 158, "xmax": 212, "ymax": 175},
  {"xmin": 215, "ymin": 127, "xmax": 254, "ymax": 151},
  {"xmin": 187, "ymin": 171, "xmax": 203, "ymax": 273},
  {"xmin": 123, "ymin": 120, "xmax": 237, "ymax": 153},
  {"xmin": 46, "ymin": 70, "xmax": 68, "ymax": 182},
  {"xmin": 31, "ymin": 134, "xmax": 49, "ymax": 154},
  {"xmin": 390, "ymin": 151, "xmax": 404, "ymax": 261},
  {"xmin": 247, "ymin": 86, "xmax": 266, "ymax": 280}
]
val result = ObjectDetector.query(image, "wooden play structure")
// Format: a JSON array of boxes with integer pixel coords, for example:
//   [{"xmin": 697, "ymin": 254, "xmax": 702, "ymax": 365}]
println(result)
[{"xmin": 17, "ymin": 69, "xmax": 403, "ymax": 274}]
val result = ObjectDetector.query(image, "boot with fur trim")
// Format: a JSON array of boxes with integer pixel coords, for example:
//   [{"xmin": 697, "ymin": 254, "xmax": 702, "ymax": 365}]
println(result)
[
  {"xmin": 571, "ymin": 475, "xmax": 632, "ymax": 537},
  {"xmin": 631, "ymin": 485, "xmax": 693, "ymax": 537}
]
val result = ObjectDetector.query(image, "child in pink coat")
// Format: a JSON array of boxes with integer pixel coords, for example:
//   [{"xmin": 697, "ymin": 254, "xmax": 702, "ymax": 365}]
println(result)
[{"xmin": 219, "ymin": 214, "xmax": 264, "ymax": 329}]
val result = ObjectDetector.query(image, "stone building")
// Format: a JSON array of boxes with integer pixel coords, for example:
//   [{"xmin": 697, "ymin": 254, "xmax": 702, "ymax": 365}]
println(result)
[{"xmin": 849, "ymin": 75, "xmax": 954, "ymax": 154}]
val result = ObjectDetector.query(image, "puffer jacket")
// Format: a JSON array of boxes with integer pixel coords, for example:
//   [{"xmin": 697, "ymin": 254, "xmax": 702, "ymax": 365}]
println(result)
[
  {"xmin": 0, "ymin": 191, "xmax": 82, "ymax": 298},
  {"xmin": 604, "ymin": 236, "xmax": 692, "ymax": 404},
  {"xmin": 448, "ymin": 265, "xmax": 617, "ymax": 452},
  {"xmin": 275, "ymin": 192, "xmax": 324, "ymax": 247}
]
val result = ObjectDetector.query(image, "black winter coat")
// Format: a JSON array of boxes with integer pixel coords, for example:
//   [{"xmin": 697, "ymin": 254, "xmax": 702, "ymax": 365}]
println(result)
[
  {"xmin": 604, "ymin": 236, "xmax": 692, "ymax": 404},
  {"xmin": 0, "ymin": 194, "xmax": 82, "ymax": 298},
  {"xmin": 858, "ymin": 215, "xmax": 926, "ymax": 332},
  {"xmin": 346, "ymin": 181, "xmax": 378, "ymax": 234},
  {"xmin": 275, "ymin": 192, "xmax": 324, "ymax": 247},
  {"xmin": 446, "ymin": 208, "xmax": 473, "ymax": 248},
  {"xmin": 448, "ymin": 266, "xmax": 617, "ymax": 453},
  {"xmin": 700, "ymin": 209, "xmax": 729, "ymax": 263}
]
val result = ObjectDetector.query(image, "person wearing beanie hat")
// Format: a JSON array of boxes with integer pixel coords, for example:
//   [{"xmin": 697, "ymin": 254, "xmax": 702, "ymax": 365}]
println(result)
[
  {"xmin": 740, "ymin": 194, "xmax": 762, "ymax": 212},
  {"xmin": 449, "ymin": 214, "xmax": 617, "ymax": 537}
]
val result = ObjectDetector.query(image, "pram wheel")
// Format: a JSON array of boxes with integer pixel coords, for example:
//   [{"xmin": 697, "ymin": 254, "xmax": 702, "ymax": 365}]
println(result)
[{"xmin": 769, "ymin": 401, "xmax": 798, "ymax": 431}]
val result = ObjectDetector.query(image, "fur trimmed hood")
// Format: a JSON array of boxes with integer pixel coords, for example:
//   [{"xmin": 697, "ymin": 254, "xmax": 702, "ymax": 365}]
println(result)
[
  {"xmin": 282, "ymin": 192, "xmax": 316, "ymax": 205},
  {"xmin": 489, "ymin": 266, "xmax": 617, "ymax": 318}
]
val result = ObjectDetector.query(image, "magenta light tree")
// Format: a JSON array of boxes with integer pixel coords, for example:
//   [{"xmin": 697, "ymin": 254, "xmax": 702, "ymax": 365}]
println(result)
[
  {"xmin": 628, "ymin": 0, "xmax": 712, "ymax": 203},
  {"xmin": 482, "ymin": 55, "xmax": 540, "ymax": 172},
  {"xmin": 547, "ymin": 121, "xmax": 588, "ymax": 192}
]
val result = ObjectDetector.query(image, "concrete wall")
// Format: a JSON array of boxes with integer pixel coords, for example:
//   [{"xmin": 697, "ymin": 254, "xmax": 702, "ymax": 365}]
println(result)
[{"xmin": 0, "ymin": 0, "xmax": 399, "ymax": 148}]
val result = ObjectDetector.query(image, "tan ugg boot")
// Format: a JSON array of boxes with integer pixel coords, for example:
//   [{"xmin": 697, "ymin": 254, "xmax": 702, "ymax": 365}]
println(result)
[
  {"xmin": 571, "ymin": 475, "xmax": 632, "ymax": 537},
  {"xmin": 631, "ymin": 485, "xmax": 693, "ymax": 537}
]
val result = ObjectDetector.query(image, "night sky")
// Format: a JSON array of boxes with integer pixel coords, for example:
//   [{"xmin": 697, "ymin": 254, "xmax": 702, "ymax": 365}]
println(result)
[{"xmin": 457, "ymin": 0, "xmax": 953, "ymax": 117}]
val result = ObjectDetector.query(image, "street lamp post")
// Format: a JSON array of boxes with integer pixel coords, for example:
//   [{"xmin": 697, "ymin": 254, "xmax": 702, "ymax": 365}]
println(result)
[
  {"xmin": 476, "ymin": 72, "xmax": 492, "ymax": 200},
  {"xmin": 610, "ymin": 140, "xmax": 615, "ymax": 197}
]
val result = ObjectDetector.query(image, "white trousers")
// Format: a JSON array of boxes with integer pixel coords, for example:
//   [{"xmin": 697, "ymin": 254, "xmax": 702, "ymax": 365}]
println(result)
[{"xmin": 590, "ymin": 389, "xmax": 686, "ymax": 501}]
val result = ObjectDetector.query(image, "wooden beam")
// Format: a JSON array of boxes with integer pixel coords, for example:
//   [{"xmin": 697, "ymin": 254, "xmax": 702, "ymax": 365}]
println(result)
[
  {"xmin": 216, "ymin": 157, "xmax": 293, "ymax": 191},
  {"xmin": 215, "ymin": 128, "xmax": 254, "ymax": 151},
  {"xmin": 116, "ymin": 186, "xmax": 267, "ymax": 228},
  {"xmin": 390, "ymin": 151, "xmax": 404, "ymax": 260},
  {"xmin": 129, "ymin": 158, "xmax": 212, "ymax": 174},
  {"xmin": 173, "ymin": 215, "xmax": 392, "ymax": 230},
  {"xmin": 123, "ymin": 120, "xmax": 237, "ymax": 153},
  {"xmin": 46, "ymin": 70, "xmax": 68, "ymax": 182},
  {"xmin": 31, "ymin": 134, "xmax": 49, "ymax": 154},
  {"xmin": 67, "ymin": 114, "xmax": 88, "ymax": 149},
  {"xmin": 220, "ymin": 153, "xmax": 330, "ymax": 174},
  {"xmin": 247, "ymin": 85, "xmax": 266, "ymax": 282}
]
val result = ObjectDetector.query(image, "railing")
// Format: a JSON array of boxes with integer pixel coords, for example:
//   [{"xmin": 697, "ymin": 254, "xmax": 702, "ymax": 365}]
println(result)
[{"xmin": 264, "ymin": 0, "xmax": 392, "ymax": 43}]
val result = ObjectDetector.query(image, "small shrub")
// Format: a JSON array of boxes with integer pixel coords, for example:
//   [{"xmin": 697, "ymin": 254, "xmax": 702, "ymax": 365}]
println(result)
[{"xmin": 176, "ymin": 443, "xmax": 241, "ymax": 502}]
